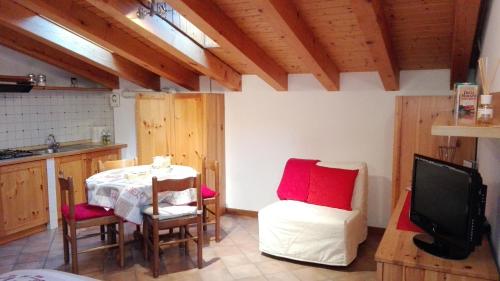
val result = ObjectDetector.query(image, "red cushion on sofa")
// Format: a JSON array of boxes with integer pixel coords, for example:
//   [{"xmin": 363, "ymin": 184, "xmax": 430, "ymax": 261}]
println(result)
[
  {"xmin": 202, "ymin": 184, "xmax": 217, "ymax": 199},
  {"xmin": 307, "ymin": 165, "xmax": 359, "ymax": 210},
  {"xmin": 276, "ymin": 158, "xmax": 319, "ymax": 201},
  {"xmin": 61, "ymin": 203, "xmax": 115, "ymax": 221}
]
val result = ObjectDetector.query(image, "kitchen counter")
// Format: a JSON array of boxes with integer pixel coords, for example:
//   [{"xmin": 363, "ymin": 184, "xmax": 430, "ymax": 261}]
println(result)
[
  {"xmin": 0, "ymin": 143, "xmax": 127, "ymax": 167},
  {"xmin": 0, "ymin": 142, "xmax": 127, "ymax": 244}
]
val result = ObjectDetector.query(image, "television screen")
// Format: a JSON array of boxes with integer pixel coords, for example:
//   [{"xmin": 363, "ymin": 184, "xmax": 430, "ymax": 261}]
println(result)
[
  {"xmin": 410, "ymin": 154, "xmax": 486, "ymax": 259},
  {"xmin": 412, "ymin": 157, "xmax": 471, "ymax": 241}
]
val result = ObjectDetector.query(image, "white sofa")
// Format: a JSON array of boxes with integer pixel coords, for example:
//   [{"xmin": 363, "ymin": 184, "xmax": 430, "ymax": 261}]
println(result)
[{"xmin": 258, "ymin": 161, "xmax": 368, "ymax": 266}]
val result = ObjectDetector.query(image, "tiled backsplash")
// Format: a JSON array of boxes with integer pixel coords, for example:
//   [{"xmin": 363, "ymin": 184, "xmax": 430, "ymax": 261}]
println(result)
[{"xmin": 0, "ymin": 91, "xmax": 114, "ymax": 149}]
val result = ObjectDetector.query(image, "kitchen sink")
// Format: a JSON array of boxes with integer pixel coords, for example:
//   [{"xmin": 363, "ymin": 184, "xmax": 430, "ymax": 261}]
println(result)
[{"xmin": 33, "ymin": 143, "xmax": 102, "ymax": 154}]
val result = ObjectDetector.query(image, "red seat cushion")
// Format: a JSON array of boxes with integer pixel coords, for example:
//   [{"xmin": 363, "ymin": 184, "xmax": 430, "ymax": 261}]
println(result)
[
  {"xmin": 61, "ymin": 203, "xmax": 115, "ymax": 221},
  {"xmin": 306, "ymin": 165, "xmax": 359, "ymax": 211},
  {"xmin": 202, "ymin": 184, "xmax": 217, "ymax": 199},
  {"xmin": 276, "ymin": 158, "xmax": 319, "ymax": 202}
]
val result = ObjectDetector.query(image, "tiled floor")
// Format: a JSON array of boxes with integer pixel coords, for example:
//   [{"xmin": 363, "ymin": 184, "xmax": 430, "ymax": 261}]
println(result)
[{"xmin": 0, "ymin": 215, "xmax": 382, "ymax": 280}]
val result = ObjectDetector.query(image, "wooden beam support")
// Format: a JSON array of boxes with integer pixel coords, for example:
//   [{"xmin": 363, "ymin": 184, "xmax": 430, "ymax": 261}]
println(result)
[
  {"xmin": 166, "ymin": 0, "xmax": 287, "ymax": 91},
  {"xmin": 15, "ymin": 0, "xmax": 199, "ymax": 91},
  {"xmin": 254, "ymin": 0, "xmax": 340, "ymax": 91},
  {"xmin": 84, "ymin": 0, "xmax": 241, "ymax": 91},
  {"xmin": 352, "ymin": 0, "xmax": 399, "ymax": 91},
  {"xmin": 0, "ymin": 1, "xmax": 161, "ymax": 90},
  {"xmin": 450, "ymin": 0, "xmax": 482, "ymax": 87},
  {"xmin": 0, "ymin": 25, "xmax": 119, "ymax": 89}
]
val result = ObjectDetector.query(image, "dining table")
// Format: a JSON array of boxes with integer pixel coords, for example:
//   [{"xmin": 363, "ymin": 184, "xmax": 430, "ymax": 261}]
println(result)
[{"xmin": 85, "ymin": 164, "xmax": 198, "ymax": 224}]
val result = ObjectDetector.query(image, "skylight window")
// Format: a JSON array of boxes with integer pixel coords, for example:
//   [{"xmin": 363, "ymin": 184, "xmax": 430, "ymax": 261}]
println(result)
[{"xmin": 138, "ymin": 2, "xmax": 219, "ymax": 49}]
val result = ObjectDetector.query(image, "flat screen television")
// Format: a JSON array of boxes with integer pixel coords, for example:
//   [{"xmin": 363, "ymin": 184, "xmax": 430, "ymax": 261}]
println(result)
[{"xmin": 410, "ymin": 154, "xmax": 487, "ymax": 260}]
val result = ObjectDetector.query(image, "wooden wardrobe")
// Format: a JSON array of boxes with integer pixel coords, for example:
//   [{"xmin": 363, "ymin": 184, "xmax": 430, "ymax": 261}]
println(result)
[{"xmin": 135, "ymin": 93, "xmax": 225, "ymax": 209}]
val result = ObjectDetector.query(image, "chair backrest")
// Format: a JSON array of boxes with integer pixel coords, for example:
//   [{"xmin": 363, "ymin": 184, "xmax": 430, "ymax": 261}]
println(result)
[
  {"xmin": 58, "ymin": 172, "xmax": 76, "ymax": 221},
  {"xmin": 151, "ymin": 174, "xmax": 202, "ymax": 217},
  {"xmin": 98, "ymin": 158, "xmax": 138, "ymax": 172},
  {"xmin": 201, "ymin": 158, "xmax": 219, "ymax": 193},
  {"xmin": 316, "ymin": 161, "xmax": 368, "ymax": 217}
]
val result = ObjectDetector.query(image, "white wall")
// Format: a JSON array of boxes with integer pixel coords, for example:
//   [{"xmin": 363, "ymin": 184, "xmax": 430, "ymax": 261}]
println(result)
[
  {"xmin": 112, "ymin": 79, "xmax": 140, "ymax": 160},
  {"xmin": 222, "ymin": 71, "xmax": 451, "ymax": 228},
  {"xmin": 477, "ymin": 0, "xmax": 500, "ymax": 264},
  {"xmin": 112, "ymin": 69, "xmax": 451, "ymax": 228},
  {"xmin": 0, "ymin": 45, "xmax": 98, "ymax": 88},
  {"xmin": 0, "ymin": 45, "xmax": 113, "ymax": 149}
]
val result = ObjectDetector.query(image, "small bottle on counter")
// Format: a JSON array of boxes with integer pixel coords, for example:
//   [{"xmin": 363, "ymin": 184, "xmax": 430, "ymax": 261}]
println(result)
[
  {"xmin": 101, "ymin": 129, "xmax": 112, "ymax": 145},
  {"xmin": 477, "ymin": 94, "xmax": 494, "ymax": 125}
]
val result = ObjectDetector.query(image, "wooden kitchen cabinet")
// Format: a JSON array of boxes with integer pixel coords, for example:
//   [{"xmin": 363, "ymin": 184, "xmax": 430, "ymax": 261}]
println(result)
[
  {"xmin": 136, "ymin": 93, "xmax": 225, "ymax": 210},
  {"xmin": 0, "ymin": 160, "xmax": 48, "ymax": 241},
  {"xmin": 136, "ymin": 94, "xmax": 225, "ymax": 171},
  {"xmin": 0, "ymin": 146, "xmax": 125, "ymax": 244},
  {"xmin": 54, "ymin": 154, "xmax": 87, "ymax": 220},
  {"xmin": 54, "ymin": 149, "xmax": 121, "ymax": 219}
]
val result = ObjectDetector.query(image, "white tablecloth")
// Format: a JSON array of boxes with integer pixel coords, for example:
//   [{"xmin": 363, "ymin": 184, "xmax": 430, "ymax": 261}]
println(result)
[{"xmin": 86, "ymin": 165, "xmax": 197, "ymax": 224}]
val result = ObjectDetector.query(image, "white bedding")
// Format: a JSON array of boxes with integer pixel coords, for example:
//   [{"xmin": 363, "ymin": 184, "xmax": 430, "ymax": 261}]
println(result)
[
  {"xmin": 258, "ymin": 161, "xmax": 368, "ymax": 266},
  {"xmin": 0, "ymin": 270, "xmax": 99, "ymax": 281}
]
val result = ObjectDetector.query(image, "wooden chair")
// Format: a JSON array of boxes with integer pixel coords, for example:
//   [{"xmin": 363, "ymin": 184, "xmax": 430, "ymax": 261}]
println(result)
[
  {"xmin": 98, "ymin": 158, "xmax": 138, "ymax": 172},
  {"xmin": 201, "ymin": 159, "xmax": 221, "ymax": 242},
  {"xmin": 98, "ymin": 158, "xmax": 140, "ymax": 236},
  {"xmin": 58, "ymin": 173, "xmax": 125, "ymax": 274},
  {"xmin": 142, "ymin": 175, "xmax": 203, "ymax": 278}
]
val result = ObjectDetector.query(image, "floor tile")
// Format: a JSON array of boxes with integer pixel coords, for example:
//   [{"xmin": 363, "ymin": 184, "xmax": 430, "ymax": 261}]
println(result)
[
  {"xmin": 291, "ymin": 267, "xmax": 330, "ymax": 281},
  {"xmin": 221, "ymin": 254, "xmax": 252, "ymax": 268},
  {"xmin": 236, "ymin": 276, "xmax": 267, "ymax": 281},
  {"xmin": 16, "ymin": 251, "xmax": 48, "ymax": 264},
  {"xmin": 0, "ymin": 214, "xmax": 382, "ymax": 281},
  {"xmin": 265, "ymin": 271, "xmax": 301, "ymax": 281},
  {"xmin": 0, "ymin": 265, "xmax": 13, "ymax": 275},
  {"xmin": 0, "ymin": 255, "xmax": 18, "ymax": 266},
  {"xmin": 13, "ymin": 262, "xmax": 45, "ymax": 270},
  {"xmin": 254, "ymin": 260, "xmax": 288, "ymax": 275},
  {"xmin": 200, "ymin": 268, "xmax": 234, "ymax": 281},
  {"xmin": 226, "ymin": 264, "xmax": 261, "ymax": 279}
]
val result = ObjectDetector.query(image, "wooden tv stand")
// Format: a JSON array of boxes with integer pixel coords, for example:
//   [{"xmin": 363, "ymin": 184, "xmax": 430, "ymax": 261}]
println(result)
[{"xmin": 375, "ymin": 190, "xmax": 499, "ymax": 281}]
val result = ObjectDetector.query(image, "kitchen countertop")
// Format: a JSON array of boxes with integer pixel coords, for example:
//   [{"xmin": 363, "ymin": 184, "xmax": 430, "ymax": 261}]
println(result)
[{"xmin": 0, "ymin": 143, "xmax": 127, "ymax": 167}]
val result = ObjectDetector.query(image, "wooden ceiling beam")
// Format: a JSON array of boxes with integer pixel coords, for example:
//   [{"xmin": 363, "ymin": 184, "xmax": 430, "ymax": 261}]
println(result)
[
  {"xmin": 352, "ymin": 0, "xmax": 399, "ymax": 91},
  {"xmin": 166, "ymin": 0, "xmax": 288, "ymax": 91},
  {"xmin": 83, "ymin": 0, "xmax": 241, "ymax": 91},
  {"xmin": 15, "ymin": 0, "xmax": 199, "ymax": 91},
  {"xmin": 0, "ymin": 24, "xmax": 119, "ymax": 89},
  {"xmin": 254, "ymin": 0, "xmax": 340, "ymax": 91},
  {"xmin": 450, "ymin": 0, "xmax": 482, "ymax": 88},
  {"xmin": 0, "ymin": 1, "xmax": 161, "ymax": 90}
]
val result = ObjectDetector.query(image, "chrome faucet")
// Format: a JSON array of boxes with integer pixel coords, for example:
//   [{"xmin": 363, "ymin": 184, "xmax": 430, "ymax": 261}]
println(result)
[{"xmin": 46, "ymin": 134, "xmax": 60, "ymax": 152}]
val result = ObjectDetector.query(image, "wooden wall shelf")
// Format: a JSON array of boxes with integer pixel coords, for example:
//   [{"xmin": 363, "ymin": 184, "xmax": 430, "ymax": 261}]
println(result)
[
  {"xmin": 431, "ymin": 115, "xmax": 500, "ymax": 138},
  {"xmin": 32, "ymin": 86, "xmax": 111, "ymax": 92}
]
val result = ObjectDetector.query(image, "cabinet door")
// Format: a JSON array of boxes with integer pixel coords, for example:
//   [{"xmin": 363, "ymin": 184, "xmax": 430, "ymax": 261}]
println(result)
[
  {"xmin": 86, "ymin": 149, "xmax": 120, "ymax": 176},
  {"xmin": 55, "ymin": 155, "xmax": 87, "ymax": 218},
  {"xmin": 135, "ymin": 94, "xmax": 174, "ymax": 165},
  {"xmin": 0, "ymin": 161, "xmax": 48, "ymax": 236},
  {"xmin": 173, "ymin": 95, "xmax": 204, "ymax": 171}
]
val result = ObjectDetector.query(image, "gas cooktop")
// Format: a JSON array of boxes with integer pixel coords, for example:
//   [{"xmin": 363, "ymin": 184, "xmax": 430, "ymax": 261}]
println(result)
[{"xmin": 0, "ymin": 149, "xmax": 34, "ymax": 160}]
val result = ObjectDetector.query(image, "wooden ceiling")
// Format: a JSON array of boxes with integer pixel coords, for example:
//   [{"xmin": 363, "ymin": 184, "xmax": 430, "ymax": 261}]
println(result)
[{"xmin": 0, "ymin": 0, "xmax": 482, "ymax": 91}]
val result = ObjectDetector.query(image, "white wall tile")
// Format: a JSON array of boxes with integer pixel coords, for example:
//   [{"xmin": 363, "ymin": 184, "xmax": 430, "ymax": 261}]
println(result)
[{"xmin": 0, "ymin": 91, "xmax": 114, "ymax": 149}]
